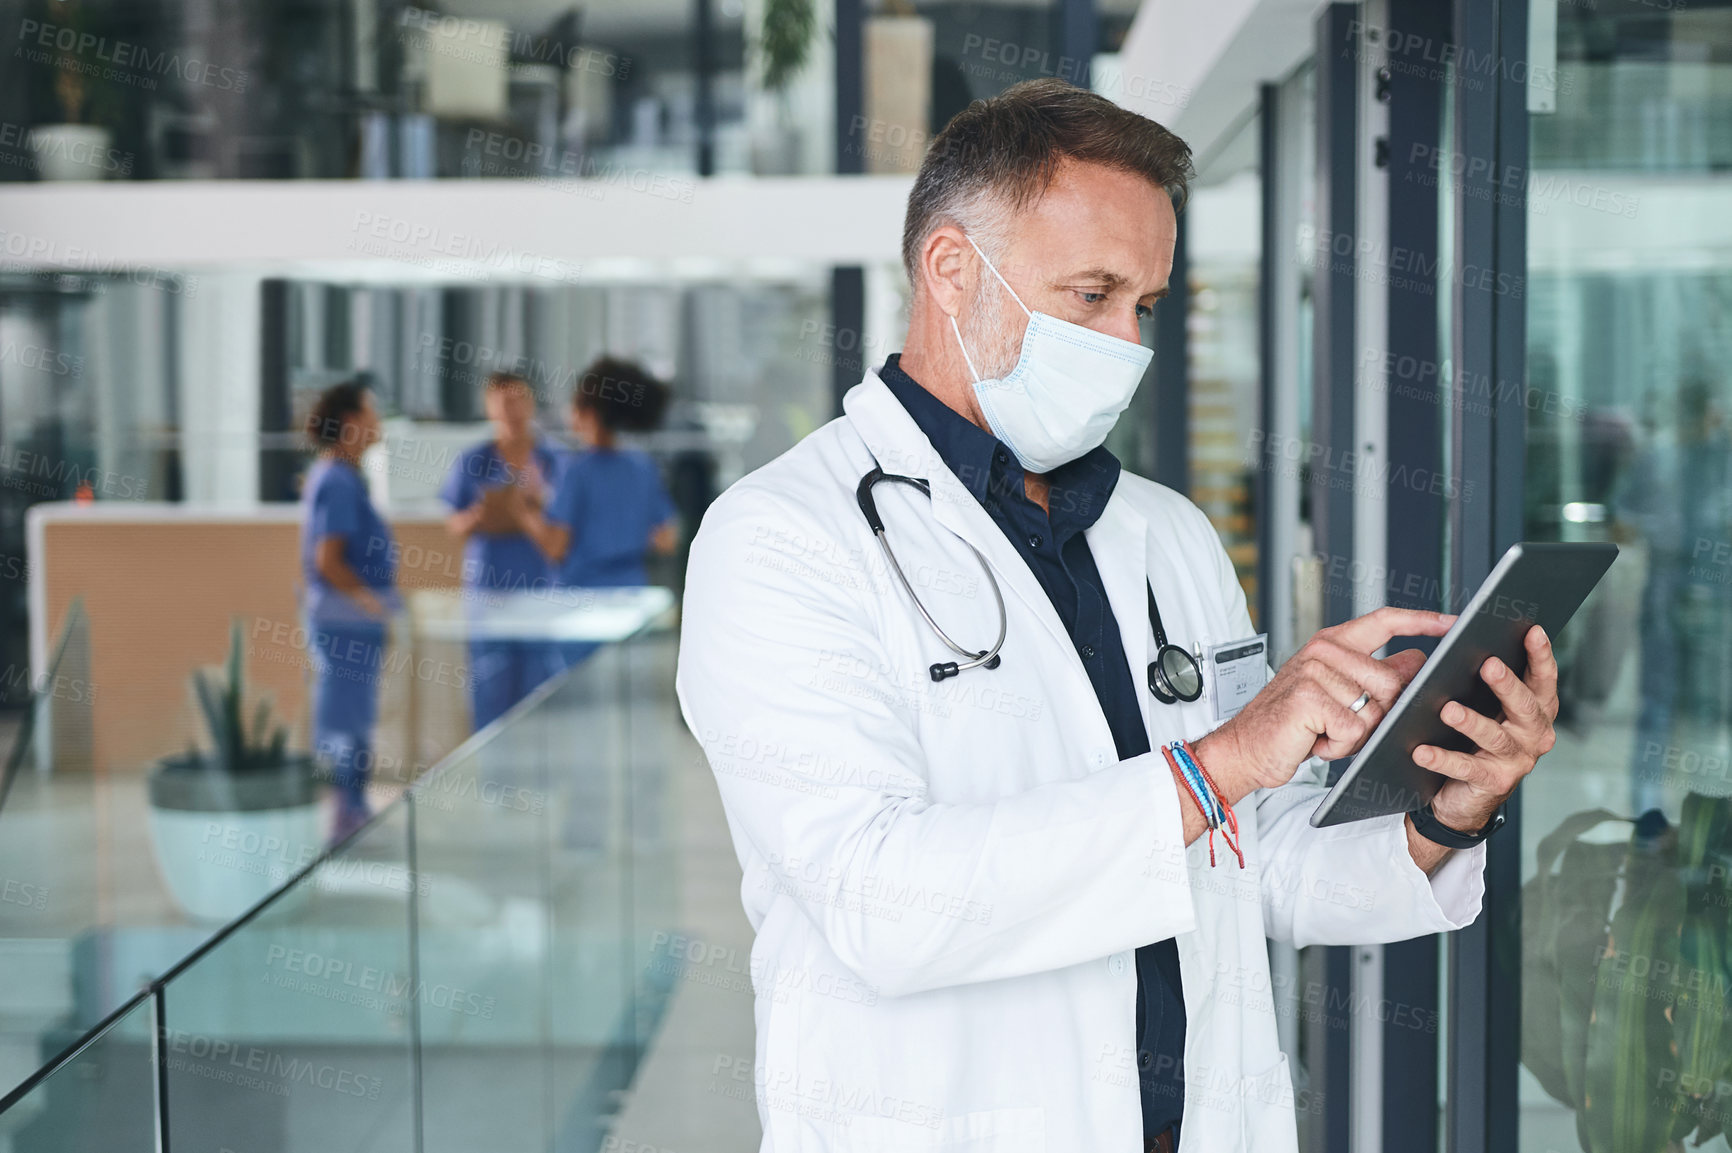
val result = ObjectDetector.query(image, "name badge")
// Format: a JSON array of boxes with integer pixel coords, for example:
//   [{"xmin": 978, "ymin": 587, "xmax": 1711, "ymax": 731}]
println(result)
[{"xmin": 1208, "ymin": 634, "xmax": 1268, "ymax": 722}]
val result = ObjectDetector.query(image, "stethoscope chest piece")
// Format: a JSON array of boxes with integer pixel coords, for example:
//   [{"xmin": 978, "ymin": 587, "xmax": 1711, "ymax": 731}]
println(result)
[{"xmin": 1146, "ymin": 582, "xmax": 1203, "ymax": 704}]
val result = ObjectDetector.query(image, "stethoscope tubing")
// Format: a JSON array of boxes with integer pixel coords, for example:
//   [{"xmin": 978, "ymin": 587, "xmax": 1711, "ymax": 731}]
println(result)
[
  {"xmin": 871, "ymin": 529, "xmax": 1007, "ymax": 675},
  {"xmin": 858, "ymin": 463, "xmax": 1199, "ymax": 699},
  {"xmin": 858, "ymin": 466, "xmax": 1007, "ymax": 681}
]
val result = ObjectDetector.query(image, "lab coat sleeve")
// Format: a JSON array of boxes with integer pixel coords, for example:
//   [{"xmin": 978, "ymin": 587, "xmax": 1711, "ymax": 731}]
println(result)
[
  {"xmin": 1253, "ymin": 767, "xmax": 1485, "ymax": 946},
  {"xmin": 1186, "ymin": 501, "xmax": 1487, "ymax": 945},
  {"xmin": 676, "ymin": 483, "xmax": 1196, "ymax": 999}
]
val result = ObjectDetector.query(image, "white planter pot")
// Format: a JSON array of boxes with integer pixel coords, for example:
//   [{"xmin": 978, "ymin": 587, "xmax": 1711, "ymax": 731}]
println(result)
[
  {"xmin": 147, "ymin": 803, "xmax": 322, "ymax": 924},
  {"xmin": 26, "ymin": 124, "xmax": 117, "ymax": 182}
]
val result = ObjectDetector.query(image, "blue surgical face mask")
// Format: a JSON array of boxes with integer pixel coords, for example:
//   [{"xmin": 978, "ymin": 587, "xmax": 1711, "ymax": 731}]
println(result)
[{"xmin": 950, "ymin": 235, "xmax": 1154, "ymax": 474}]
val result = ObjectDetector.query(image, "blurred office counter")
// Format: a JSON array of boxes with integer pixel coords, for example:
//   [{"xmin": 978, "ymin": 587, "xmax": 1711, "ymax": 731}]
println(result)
[{"xmin": 24, "ymin": 500, "xmax": 469, "ymax": 779}]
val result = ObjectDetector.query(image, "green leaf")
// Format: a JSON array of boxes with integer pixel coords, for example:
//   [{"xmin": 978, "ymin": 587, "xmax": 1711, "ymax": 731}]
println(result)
[
  {"xmin": 1674, "ymin": 795, "xmax": 1732, "ymax": 1139},
  {"xmin": 760, "ymin": 0, "xmax": 815, "ymax": 90},
  {"xmin": 192, "ymin": 670, "xmax": 233, "ymax": 768},
  {"xmin": 224, "ymin": 619, "xmax": 243, "ymax": 758},
  {"xmin": 1558, "ymin": 840, "xmax": 1628, "ymax": 1107},
  {"xmin": 1580, "ymin": 833, "xmax": 1685, "ymax": 1153},
  {"xmin": 1521, "ymin": 809, "xmax": 1631, "ymax": 1110},
  {"xmin": 250, "ymin": 698, "xmax": 271, "ymax": 754}
]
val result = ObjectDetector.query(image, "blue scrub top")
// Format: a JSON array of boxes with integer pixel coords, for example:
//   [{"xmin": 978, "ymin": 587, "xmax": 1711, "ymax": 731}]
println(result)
[
  {"xmin": 301, "ymin": 457, "xmax": 398, "ymax": 625},
  {"xmin": 439, "ymin": 438, "xmax": 561, "ymax": 593},
  {"xmin": 547, "ymin": 447, "xmax": 676, "ymax": 588}
]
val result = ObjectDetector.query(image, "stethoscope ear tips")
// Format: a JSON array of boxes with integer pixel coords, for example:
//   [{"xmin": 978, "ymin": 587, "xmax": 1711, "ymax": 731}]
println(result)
[{"xmin": 983, "ymin": 654, "xmax": 1002, "ymax": 670}]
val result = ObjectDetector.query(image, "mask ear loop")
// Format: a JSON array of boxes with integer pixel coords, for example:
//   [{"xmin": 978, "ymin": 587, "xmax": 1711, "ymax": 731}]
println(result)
[
  {"xmin": 949, "ymin": 232, "xmax": 1032, "ymax": 386},
  {"xmin": 948, "ymin": 315, "xmax": 982, "ymax": 382},
  {"xmin": 963, "ymin": 234, "xmax": 1032, "ymax": 318}
]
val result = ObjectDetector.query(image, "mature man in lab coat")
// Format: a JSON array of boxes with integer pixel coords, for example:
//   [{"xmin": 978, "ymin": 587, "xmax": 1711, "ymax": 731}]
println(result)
[{"xmin": 677, "ymin": 79, "xmax": 1557, "ymax": 1153}]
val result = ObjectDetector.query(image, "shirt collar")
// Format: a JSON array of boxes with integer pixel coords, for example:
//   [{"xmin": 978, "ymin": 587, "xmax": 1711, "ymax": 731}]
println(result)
[
  {"xmin": 877, "ymin": 353, "xmax": 1121, "ymax": 532},
  {"xmin": 877, "ymin": 354, "xmax": 999, "ymax": 501}
]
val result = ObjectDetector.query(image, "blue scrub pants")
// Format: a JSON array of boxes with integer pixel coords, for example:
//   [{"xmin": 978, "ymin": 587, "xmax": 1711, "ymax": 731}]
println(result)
[
  {"xmin": 468, "ymin": 638, "xmax": 560, "ymax": 731},
  {"xmin": 310, "ymin": 621, "xmax": 386, "ymax": 816}
]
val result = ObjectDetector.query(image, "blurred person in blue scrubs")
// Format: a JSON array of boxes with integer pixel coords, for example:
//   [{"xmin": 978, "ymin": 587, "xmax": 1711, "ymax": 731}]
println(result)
[
  {"xmin": 300, "ymin": 381, "xmax": 398, "ymax": 845},
  {"xmin": 535, "ymin": 358, "xmax": 679, "ymax": 667},
  {"xmin": 440, "ymin": 371, "xmax": 563, "ymax": 730}
]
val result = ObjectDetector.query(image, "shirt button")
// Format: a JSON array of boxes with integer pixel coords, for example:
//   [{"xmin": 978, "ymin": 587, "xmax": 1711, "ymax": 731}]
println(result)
[
  {"xmin": 1028, "ymin": 533, "xmax": 1043, "ymax": 549},
  {"xmin": 1080, "ymin": 644, "xmax": 1096, "ymax": 659},
  {"xmin": 1139, "ymin": 1050, "xmax": 1153, "ymax": 1070},
  {"xmin": 995, "ymin": 449, "xmax": 1009, "ymax": 465},
  {"xmin": 1109, "ymin": 953, "xmax": 1128, "ymax": 976}
]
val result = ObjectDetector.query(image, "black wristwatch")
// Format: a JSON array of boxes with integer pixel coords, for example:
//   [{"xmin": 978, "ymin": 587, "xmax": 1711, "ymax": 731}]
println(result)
[{"xmin": 1409, "ymin": 802, "xmax": 1506, "ymax": 849}]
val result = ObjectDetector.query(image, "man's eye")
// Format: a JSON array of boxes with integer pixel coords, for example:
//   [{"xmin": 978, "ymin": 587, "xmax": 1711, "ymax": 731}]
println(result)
[
  {"xmin": 1135, "ymin": 303, "xmax": 1154, "ymax": 321},
  {"xmin": 1078, "ymin": 291, "xmax": 1107, "ymax": 305}
]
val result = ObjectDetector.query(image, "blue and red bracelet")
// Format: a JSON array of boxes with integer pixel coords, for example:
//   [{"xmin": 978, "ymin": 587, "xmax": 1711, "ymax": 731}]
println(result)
[{"xmin": 1161, "ymin": 739, "xmax": 1245, "ymax": 869}]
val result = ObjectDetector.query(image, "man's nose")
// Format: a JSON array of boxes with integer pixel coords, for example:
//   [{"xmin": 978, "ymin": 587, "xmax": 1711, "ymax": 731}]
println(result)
[{"xmin": 1093, "ymin": 310, "xmax": 1143, "ymax": 346}]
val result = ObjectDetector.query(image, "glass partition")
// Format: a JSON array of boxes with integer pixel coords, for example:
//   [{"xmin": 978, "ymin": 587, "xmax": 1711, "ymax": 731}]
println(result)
[
  {"xmin": 160, "ymin": 804, "xmax": 416, "ymax": 1153},
  {"xmin": 413, "ymin": 719, "xmax": 559, "ymax": 1152},
  {"xmin": 1518, "ymin": 6, "xmax": 1732, "ymax": 1153},
  {"xmin": 0, "ymin": 602, "xmax": 107, "ymax": 1103},
  {"xmin": 0, "ymin": 603, "xmax": 678, "ymax": 1151}
]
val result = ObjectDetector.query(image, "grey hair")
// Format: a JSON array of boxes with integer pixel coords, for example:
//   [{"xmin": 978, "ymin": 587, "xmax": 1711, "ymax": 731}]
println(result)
[{"xmin": 900, "ymin": 78, "xmax": 1193, "ymax": 286}]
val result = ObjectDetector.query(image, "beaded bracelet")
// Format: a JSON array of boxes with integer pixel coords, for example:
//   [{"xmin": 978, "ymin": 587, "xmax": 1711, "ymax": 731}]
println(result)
[{"xmin": 1165, "ymin": 739, "xmax": 1245, "ymax": 869}]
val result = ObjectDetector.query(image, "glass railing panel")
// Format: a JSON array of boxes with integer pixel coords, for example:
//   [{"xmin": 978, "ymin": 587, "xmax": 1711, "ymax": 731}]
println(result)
[
  {"xmin": 0, "ymin": 993, "xmax": 155, "ymax": 1153},
  {"xmin": 0, "ymin": 601, "xmax": 108, "ymax": 1104},
  {"xmin": 624, "ymin": 628, "xmax": 681, "ymax": 1052},
  {"xmin": 411, "ymin": 719, "xmax": 558, "ymax": 1153},
  {"xmin": 158, "ymin": 804, "xmax": 416, "ymax": 1153},
  {"xmin": 0, "ymin": 597, "xmax": 685, "ymax": 1145},
  {"xmin": 539, "ymin": 651, "xmax": 634, "ymax": 1149}
]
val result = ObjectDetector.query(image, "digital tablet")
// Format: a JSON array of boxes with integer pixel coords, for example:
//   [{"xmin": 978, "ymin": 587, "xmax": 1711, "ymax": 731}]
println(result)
[{"xmin": 1309, "ymin": 541, "xmax": 1619, "ymax": 828}]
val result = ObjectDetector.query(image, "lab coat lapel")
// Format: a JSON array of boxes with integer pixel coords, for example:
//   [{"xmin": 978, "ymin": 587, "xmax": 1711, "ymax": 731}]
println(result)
[
  {"xmin": 841, "ymin": 373, "xmax": 1077, "ymax": 657},
  {"xmin": 1086, "ymin": 494, "xmax": 1154, "ymax": 742}
]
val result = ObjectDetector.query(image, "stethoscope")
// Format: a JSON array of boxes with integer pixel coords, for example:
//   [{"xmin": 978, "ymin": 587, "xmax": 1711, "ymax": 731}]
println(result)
[{"xmin": 857, "ymin": 465, "xmax": 1207, "ymax": 702}]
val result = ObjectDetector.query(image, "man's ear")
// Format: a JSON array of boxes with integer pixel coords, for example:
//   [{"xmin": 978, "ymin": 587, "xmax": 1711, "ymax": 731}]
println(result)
[{"xmin": 920, "ymin": 226, "xmax": 973, "ymax": 320}]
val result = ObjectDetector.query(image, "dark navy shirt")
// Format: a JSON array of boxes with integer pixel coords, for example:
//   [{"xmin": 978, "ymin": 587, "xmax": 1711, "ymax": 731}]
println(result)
[{"xmin": 879, "ymin": 355, "xmax": 1186, "ymax": 1140}]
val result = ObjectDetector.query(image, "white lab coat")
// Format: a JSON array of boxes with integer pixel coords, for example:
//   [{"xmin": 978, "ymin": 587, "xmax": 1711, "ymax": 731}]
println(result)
[{"xmin": 676, "ymin": 370, "xmax": 1485, "ymax": 1152}]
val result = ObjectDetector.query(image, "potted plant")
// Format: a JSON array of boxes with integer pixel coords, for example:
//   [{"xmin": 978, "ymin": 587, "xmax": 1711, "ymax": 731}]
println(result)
[
  {"xmin": 1524, "ymin": 791, "xmax": 1732, "ymax": 1153},
  {"xmin": 23, "ymin": 0, "xmax": 123, "ymax": 181},
  {"xmin": 749, "ymin": 0, "xmax": 816, "ymax": 175},
  {"xmin": 146, "ymin": 620, "xmax": 321, "ymax": 923}
]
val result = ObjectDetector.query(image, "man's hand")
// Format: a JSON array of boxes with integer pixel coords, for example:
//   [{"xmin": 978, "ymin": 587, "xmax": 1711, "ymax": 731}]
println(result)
[
  {"xmin": 1414, "ymin": 625, "xmax": 1558, "ymax": 837},
  {"xmin": 1192, "ymin": 607, "xmax": 1455, "ymax": 813}
]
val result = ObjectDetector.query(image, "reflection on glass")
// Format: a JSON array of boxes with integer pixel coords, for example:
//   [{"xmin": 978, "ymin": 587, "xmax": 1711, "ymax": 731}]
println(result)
[{"xmin": 1519, "ymin": 6, "xmax": 1732, "ymax": 1152}]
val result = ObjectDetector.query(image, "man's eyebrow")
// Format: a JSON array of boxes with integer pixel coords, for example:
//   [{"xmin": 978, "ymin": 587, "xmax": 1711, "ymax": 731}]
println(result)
[
  {"xmin": 1058, "ymin": 267, "xmax": 1128, "ymax": 289},
  {"xmin": 1058, "ymin": 267, "xmax": 1167, "ymax": 298}
]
